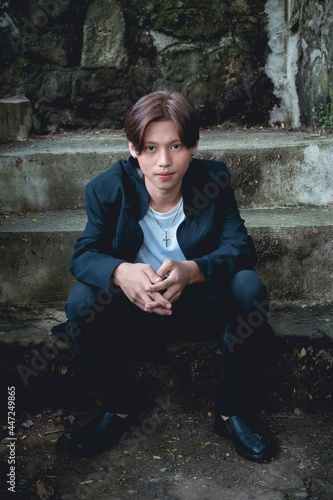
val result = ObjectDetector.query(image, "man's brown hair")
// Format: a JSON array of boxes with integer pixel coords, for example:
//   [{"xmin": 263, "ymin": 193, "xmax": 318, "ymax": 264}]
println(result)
[{"xmin": 124, "ymin": 90, "xmax": 199, "ymax": 153}]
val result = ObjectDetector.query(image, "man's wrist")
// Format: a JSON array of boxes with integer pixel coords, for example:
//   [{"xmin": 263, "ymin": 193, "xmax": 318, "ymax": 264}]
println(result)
[
  {"xmin": 185, "ymin": 260, "xmax": 205, "ymax": 284},
  {"xmin": 113, "ymin": 262, "xmax": 127, "ymax": 286}
]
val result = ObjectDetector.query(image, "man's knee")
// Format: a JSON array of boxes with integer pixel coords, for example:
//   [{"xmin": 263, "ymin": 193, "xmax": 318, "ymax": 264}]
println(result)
[
  {"xmin": 230, "ymin": 270, "xmax": 269, "ymax": 317},
  {"xmin": 65, "ymin": 282, "xmax": 113, "ymax": 325}
]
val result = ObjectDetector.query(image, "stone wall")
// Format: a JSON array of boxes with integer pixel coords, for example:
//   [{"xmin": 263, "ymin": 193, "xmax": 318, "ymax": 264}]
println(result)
[
  {"xmin": 265, "ymin": 0, "xmax": 333, "ymax": 128},
  {"xmin": 0, "ymin": 0, "xmax": 332, "ymax": 134}
]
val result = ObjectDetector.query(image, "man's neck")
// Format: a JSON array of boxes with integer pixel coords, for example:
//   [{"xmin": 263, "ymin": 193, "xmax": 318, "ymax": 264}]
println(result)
[
  {"xmin": 143, "ymin": 175, "xmax": 182, "ymax": 213},
  {"xmin": 148, "ymin": 192, "xmax": 182, "ymax": 213}
]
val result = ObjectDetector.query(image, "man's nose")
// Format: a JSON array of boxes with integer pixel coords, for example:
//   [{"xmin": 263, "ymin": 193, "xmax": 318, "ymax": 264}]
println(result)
[{"xmin": 158, "ymin": 148, "xmax": 172, "ymax": 166}]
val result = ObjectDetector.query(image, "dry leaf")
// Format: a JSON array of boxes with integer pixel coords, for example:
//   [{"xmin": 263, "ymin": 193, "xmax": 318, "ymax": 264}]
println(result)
[
  {"xmin": 98, "ymin": 487, "xmax": 112, "ymax": 494},
  {"xmin": 37, "ymin": 479, "xmax": 54, "ymax": 499}
]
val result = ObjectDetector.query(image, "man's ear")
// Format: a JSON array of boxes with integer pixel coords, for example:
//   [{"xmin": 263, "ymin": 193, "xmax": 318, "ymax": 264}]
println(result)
[
  {"xmin": 191, "ymin": 140, "xmax": 199, "ymax": 156},
  {"xmin": 128, "ymin": 142, "xmax": 138, "ymax": 159}
]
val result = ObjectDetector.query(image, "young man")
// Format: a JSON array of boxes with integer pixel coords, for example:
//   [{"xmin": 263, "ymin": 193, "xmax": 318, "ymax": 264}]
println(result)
[{"xmin": 66, "ymin": 90, "xmax": 276, "ymax": 462}]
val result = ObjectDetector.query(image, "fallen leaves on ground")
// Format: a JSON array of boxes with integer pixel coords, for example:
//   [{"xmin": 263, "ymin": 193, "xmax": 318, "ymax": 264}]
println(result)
[{"xmin": 37, "ymin": 479, "xmax": 54, "ymax": 499}]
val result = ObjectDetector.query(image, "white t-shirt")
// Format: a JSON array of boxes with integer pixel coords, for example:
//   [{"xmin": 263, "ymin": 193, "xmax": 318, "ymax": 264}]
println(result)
[{"xmin": 135, "ymin": 199, "xmax": 186, "ymax": 272}]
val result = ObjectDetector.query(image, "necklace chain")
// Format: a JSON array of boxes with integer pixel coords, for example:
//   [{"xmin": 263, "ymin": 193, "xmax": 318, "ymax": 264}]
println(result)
[{"xmin": 149, "ymin": 198, "xmax": 182, "ymax": 247}]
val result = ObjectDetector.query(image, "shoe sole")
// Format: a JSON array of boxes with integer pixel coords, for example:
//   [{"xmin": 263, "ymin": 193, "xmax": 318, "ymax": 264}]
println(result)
[{"xmin": 234, "ymin": 445, "xmax": 274, "ymax": 463}]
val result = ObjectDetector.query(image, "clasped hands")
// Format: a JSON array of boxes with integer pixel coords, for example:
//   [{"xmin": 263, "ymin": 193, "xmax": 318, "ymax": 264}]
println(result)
[{"xmin": 113, "ymin": 259, "xmax": 203, "ymax": 316}]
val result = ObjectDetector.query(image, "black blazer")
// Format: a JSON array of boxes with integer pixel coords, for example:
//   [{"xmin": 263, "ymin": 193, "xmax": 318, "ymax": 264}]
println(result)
[{"xmin": 69, "ymin": 156, "xmax": 257, "ymax": 291}]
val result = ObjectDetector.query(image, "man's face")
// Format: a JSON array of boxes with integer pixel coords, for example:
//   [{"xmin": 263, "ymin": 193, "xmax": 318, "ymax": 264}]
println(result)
[{"xmin": 129, "ymin": 120, "xmax": 198, "ymax": 199}]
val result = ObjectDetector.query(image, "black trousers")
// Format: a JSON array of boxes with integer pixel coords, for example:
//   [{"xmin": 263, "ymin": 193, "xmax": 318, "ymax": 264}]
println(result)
[{"xmin": 65, "ymin": 270, "xmax": 275, "ymax": 416}]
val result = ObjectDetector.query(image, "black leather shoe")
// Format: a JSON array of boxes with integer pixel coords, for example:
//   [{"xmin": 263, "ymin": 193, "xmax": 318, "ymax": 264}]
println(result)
[
  {"xmin": 214, "ymin": 415, "xmax": 275, "ymax": 462},
  {"xmin": 69, "ymin": 412, "xmax": 136, "ymax": 457}
]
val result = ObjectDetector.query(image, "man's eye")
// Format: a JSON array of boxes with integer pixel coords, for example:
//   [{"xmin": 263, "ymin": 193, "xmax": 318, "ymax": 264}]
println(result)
[
  {"xmin": 146, "ymin": 146, "xmax": 155, "ymax": 152},
  {"xmin": 171, "ymin": 144, "xmax": 181, "ymax": 150}
]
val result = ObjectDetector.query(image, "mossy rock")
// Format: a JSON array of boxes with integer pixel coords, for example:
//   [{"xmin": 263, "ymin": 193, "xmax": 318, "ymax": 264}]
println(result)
[{"xmin": 149, "ymin": 0, "xmax": 233, "ymax": 40}]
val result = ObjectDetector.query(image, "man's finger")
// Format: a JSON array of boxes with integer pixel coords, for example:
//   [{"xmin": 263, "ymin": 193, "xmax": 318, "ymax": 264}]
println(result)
[
  {"xmin": 144, "ymin": 268, "xmax": 164, "ymax": 284},
  {"xmin": 145, "ymin": 280, "xmax": 170, "ymax": 293},
  {"xmin": 156, "ymin": 261, "xmax": 171, "ymax": 279},
  {"xmin": 145, "ymin": 291, "xmax": 172, "ymax": 309},
  {"xmin": 144, "ymin": 301, "xmax": 172, "ymax": 316}
]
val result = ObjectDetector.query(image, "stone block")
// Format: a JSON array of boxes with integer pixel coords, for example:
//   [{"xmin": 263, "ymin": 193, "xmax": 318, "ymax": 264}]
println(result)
[
  {"xmin": 81, "ymin": 0, "xmax": 128, "ymax": 69},
  {"xmin": 0, "ymin": 98, "xmax": 32, "ymax": 141}
]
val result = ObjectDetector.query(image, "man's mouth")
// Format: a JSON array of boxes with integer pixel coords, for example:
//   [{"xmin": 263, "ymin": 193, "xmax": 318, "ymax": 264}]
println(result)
[{"xmin": 157, "ymin": 172, "xmax": 173, "ymax": 179}]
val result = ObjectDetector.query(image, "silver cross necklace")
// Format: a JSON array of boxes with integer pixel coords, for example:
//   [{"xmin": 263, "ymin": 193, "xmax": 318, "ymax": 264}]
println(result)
[{"xmin": 148, "ymin": 198, "xmax": 182, "ymax": 247}]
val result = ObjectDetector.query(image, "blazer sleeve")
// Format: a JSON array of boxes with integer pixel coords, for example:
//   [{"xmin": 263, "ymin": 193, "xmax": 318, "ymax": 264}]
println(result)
[
  {"xmin": 193, "ymin": 172, "xmax": 257, "ymax": 285},
  {"xmin": 69, "ymin": 182, "xmax": 125, "ymax": 291}
]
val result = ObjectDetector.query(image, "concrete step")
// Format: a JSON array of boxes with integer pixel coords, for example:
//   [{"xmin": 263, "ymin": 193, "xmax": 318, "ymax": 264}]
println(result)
[
  {"xmin": 0, "ymin": 98, "xmax": 33, "ymax": 141},
  {"xmin": 0, "ymin": 130, "xmax": 332, "ymax": 212},
  {"xmin": 0, "ymin": 206, "xmax": 332, "ymax": 306}
]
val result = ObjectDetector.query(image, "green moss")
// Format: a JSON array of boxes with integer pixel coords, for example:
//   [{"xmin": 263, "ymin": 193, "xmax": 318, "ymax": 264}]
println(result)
[
  {"xmin": 150, "ymin": 0, "xmax": 232, "ymax": 40},
  {"xmin": 311, "ymin": 95, "xmax": 333, "ymax": 132}
]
